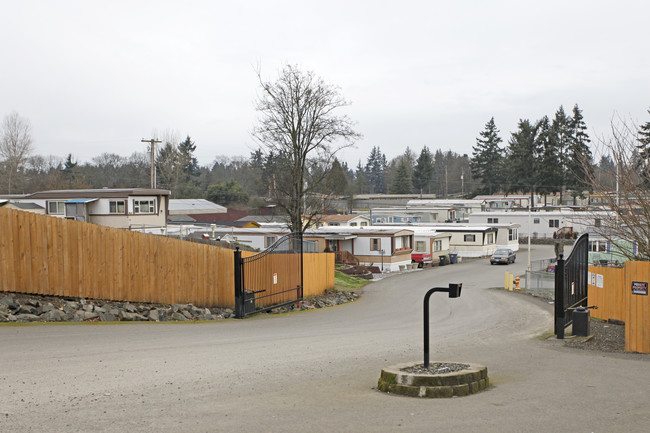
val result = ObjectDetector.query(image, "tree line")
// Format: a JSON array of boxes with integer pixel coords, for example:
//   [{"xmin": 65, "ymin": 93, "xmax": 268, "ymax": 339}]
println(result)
[{"xmin": 470, "ymin": 104, "xmax": 593, "ymax": 203}]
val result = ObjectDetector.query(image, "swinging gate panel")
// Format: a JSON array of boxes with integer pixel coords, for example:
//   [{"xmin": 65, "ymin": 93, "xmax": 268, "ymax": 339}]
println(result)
[
  {"xmin": 234, "ymin": 233, "xmax": 304, "ymax": 318},
  {"xmin": 554, "ymin": 233, "xmax": 589, "ymax": 338}
]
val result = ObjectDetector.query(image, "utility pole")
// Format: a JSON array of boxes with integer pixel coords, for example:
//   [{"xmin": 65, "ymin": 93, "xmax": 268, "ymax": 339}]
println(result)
[{"xmin": 141, "ymin": 138, "xmax": 161, "ymax": 188}]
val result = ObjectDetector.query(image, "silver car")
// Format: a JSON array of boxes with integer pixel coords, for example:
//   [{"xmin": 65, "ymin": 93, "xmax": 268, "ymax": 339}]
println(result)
[{"xmin": 490, "ymin": 248, "xmax": 516, "ymax": 265}]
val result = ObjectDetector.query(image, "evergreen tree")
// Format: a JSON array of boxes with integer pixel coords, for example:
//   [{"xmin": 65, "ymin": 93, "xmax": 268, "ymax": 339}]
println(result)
[
  {"xmin": 551, "ymin": 105, "xmax": 572, "ymax": 201},
  {"xmin": 62, "ymin": 153, "xmax": 78, "ymax": 187},
  {"xmin": 178, "ymin": 135, "xmax": 199, "ymax": 178},
  {"xmin": 566, "ymin": 104, "xmax": 594, "ymax": 199},
  {"xmin": 412, "ymin": 146, "xmax": 434, "ymax": 195},
  {"xmin": 536, "ymin": 115, "xmax": 563, "ymax": 200},
  {"xmin": 389, "ymin": 159, "xmax": 412, "ymax": 194},
  {"xmin": 365, "ymin": 146, "xmax": 387, "ymax": 193},
  {"xmin": 638, "ymin": 109, "xmax": 650, "ymax": 150},
  {"xmin": 432, "ymin": 149, "xmax": 446, "ymax": 196},
  {"xmin": 470, "ymin": 117, "xmax": 504, "ymax": 194},
  {"xmin": 354, "ymin": 161, "xmax": 368, "ymax": 194},
  {"xmin": 506, "ymin": 119, "xmax": 540, "ymax": 195},
  {"xmin": 635, "ymin": 109, "xmax": 650, "ymax": 183},
  {"xmin": 324, "ymin": 158, "xmax": 348, "ymax": 196}
]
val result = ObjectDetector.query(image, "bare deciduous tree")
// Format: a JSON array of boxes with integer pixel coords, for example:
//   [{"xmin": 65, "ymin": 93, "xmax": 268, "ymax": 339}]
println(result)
[
  {"xmin": 584, "ymin": 114, "xmax": 650, "ymax": 260},
  {"xmin": 253, "ymin": 65, "xmax": 361, "ymax": 233},
  {"xmin": 1, "ymin": 111, "xmax": 34, "ymax": 193}
]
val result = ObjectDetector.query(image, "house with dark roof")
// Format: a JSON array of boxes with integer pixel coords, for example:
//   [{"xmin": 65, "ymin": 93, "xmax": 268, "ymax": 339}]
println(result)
[{"xmin": 0, "ymin": 200, "xmax": 45, "ymax": 214}]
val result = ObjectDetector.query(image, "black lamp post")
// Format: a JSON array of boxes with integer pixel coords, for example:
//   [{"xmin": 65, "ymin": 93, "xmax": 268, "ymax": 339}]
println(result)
[{"xmin": 423, "ymin": 283, "xmax": 462, "ymax": 368}]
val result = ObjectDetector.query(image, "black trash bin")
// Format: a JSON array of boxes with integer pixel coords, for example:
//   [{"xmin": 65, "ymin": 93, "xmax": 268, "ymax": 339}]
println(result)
[
  {"xmin": 243, "ymin": 290, "xmax": 256, "ymax": 315},
  {"xmin": 439, "ymin": 255, "xmax": 449, "ymax": 266},
  {"xmin": 449, "ymin": 253, "xmax": 458, "ymax": 264},
  {"xmin": 573, "ymin": 306, "xmax": 590, "ymax": 336}
]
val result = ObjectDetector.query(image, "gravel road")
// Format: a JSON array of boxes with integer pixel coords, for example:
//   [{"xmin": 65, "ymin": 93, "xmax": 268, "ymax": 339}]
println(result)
[{"xmin": 1, "ymin": 244, "xmax": 648, "ymax": 433}]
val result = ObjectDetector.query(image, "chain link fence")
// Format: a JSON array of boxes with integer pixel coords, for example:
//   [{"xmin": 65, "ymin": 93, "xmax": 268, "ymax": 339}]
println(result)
[{"xmin": 524, "ymin": 258, "xmax": 558, "ymax": 300}]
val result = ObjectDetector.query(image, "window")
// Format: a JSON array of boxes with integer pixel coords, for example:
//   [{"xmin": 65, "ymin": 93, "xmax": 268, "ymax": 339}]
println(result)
[
  {"xmin": 360, "ymin": 222, "xmax": 368, "ymax": 226},
  {"xmin": 415, "ymin": 241, "xmax": 426, "ymax": 252},
  {"xmin": 329, "ymin": 222, "xmax": 340, "ymax": 226},
  {"xmin": 487, "ymin": 233, "xmax": 494, "ymax": 244},
  {"xmin": 594, "ymin": 218, "xmax": 601, "ymax": 228},
  {"xmin": 548, "ymin": 219, "xmax": 560, "ymax": 228},
  {"xmin": 133, "ymin": 199, "xmax": 155, "ymax": 214},
  {"xmin": 265, "ymin": 236, "xmax": 277, "ymax": 248},
  {"xmin": 464, "ymin": 234, "xmax": 476, "ymax": 242},
  {"xmin": 589, "ymin": 241, "xmax": 607, "ymax": 252},
  {"xmin": 109, "ymin": 200, "xmax": 125, "ymax": 214},
  {"xmin": 533, "ymin": 218, "xmax": 540, "ymax": 224},
  {"xmin": 434, "ymin": 240, "xmax": 442, "ymax": 252},
  {"xmin": 487, "ymin": 217, "xmax": 499, "ymax": 224},
  {"xmin": 370, "ymin": 238, "xmax": 381, "ymax": 251},
  {"xmin": 47, "ymin": 201, "xmax": 65, "ymax": 215},
  {"xmin": 350, "ymin": 222, "xmax": 357, "ymax": 226},
  {"xmin": 509, "ymin": 228, "xmax": 518, "ymax": 241}
]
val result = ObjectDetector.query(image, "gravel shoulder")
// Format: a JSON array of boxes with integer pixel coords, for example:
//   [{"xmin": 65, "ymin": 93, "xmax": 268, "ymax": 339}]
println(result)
[{"xmin": 491, "ymin": 287, "xmax": 647, "ymax": 357}]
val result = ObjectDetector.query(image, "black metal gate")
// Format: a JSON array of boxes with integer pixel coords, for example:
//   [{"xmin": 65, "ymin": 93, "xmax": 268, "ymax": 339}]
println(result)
[
  {"xmin": 234, "ymin": 233, "xmax": 304, "ymax": 318},
  {"xmin": 554, "ymin": 233, "xmax": 589, "ymax": 338}
]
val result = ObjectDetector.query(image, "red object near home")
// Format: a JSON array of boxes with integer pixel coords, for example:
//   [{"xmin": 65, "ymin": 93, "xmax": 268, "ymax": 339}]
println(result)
[{"xmin": 411, "ymin": 253, "xmax": 433, "ymax": 266}]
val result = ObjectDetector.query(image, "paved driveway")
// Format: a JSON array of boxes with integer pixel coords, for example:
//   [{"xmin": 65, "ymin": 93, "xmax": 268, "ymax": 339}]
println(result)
[{"xmin": 1, "ymin": 244, "xmax": 648, "ymax": 432}]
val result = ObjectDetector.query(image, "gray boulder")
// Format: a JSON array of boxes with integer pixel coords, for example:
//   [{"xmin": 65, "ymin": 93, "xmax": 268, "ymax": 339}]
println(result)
[
  {"xmin": 148, "ymin": 309, "xmax": 160, "ymax": 322},
  {"xmin": 98, "ymin": 312, "xmax": 118, "ymax": 322},
  {"xmin": 25, "ymin": 299, "xmax": 41, "ymax": 308},
  {"xmin": 171, "ymin": 312, "xmax": 187, "ymax": 321},
  {"xmin": 14, "ymin": 313, "xmax": 41, "ymax": 322},
  {"xmin": 17, "ymin": 305, "xmax": 37, "ymax": 315},
  {"xmin": 41, "ymin": 309, "xmax": 65, "ymax": 322},
  {"xmin": 35, "ymin": 303, "xmax": 56, "ymax": 315},
  {"xmin": 118, "ymin": 311, "xmax": 146, "ymax": 321}
]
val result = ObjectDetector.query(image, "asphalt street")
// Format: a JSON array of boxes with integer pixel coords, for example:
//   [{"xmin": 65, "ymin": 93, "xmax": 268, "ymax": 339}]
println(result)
[{"xmin": 1, "ymin": 244, "xmax": 648, "ymax": 432}]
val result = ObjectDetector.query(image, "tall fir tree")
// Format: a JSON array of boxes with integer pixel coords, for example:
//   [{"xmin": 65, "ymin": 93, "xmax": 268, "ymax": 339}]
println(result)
[
  {"xmin": 412, "ymin": 146, "xmax": 434, "ymax": 195},
  {"xmin": 566, "ymin": 104, "xmax": 593, "ymax": 200},
  {"xmin": 535, "ymin": 116, "xmax": 563, "ymax": 200},
  {"xmin": 365, "ymin": 146, "xmax": 387, "ymax": 193},
  {"xmin": 506, "ymin": 119, "xmax": 540, "ymax": 195},
  {"xmin": 354, "ymin": 160, "xmax": 368, "ymax": 194},
  {"xmin": 470, "ymin": 117, "xmax": 504, "ymax": 194},
  {"xmin": 178, "ymin": 135, "xmax": 199, "ymax": 179},
  {"xmin": 389, "ymin": 159, "xmax": 412, "ymax": 194},
  {"xmin": 551, "ymin": 105, "xmax": 572, "ymax": 201},
  {"xmin": 635, "ymin": 109, "xmax": 650, "ymax": 184}
]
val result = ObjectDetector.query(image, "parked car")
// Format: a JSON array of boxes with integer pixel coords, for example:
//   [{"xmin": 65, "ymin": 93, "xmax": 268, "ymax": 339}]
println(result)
[{"xmin": 490, "ymin": 249, "xmax": 516, "ymax": 265}]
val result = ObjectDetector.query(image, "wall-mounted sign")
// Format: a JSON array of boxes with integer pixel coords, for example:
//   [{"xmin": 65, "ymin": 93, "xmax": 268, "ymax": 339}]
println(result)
[
  {"xmin": 632, "ymin": 281, "xmax": 648, "ymax": 296},
  {"xmin": 273, "ymin": 273, "xmax": 278, "ymax": 285}
]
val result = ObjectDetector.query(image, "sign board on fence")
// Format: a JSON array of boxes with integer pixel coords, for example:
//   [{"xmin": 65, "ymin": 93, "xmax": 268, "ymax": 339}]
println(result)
[
  {"xmin": 273, "ymin": 273, "xmax": 278, "ymax": 285},
  {"xmin": 631, "ymin": 281, "xmax": 648, "ymax": 296},
  {"xmin": 596, "ymin": 274, "xmax": 604, "ymax": 288}
]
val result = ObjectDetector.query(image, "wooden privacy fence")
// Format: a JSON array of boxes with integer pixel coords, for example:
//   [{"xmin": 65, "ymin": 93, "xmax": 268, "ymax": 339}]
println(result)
[
  {"xmin": 588, "ymin": 263, "xmax": 650, "ymax": 354},
  {"xmin": 0, "ymin": 208, "xmax": 334, "ymax": 308}
]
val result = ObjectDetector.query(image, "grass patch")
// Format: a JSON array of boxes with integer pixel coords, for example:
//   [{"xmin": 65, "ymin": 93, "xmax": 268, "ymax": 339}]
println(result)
[{"xmin": 334, "ymin": 270, "xmax": 371, "ymax": 291}]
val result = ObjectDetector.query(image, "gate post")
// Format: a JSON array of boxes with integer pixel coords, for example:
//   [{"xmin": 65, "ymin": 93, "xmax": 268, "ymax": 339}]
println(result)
[
  {"xmin": 234, "ymin": 247, "xmax": 243, "ymax": 319},
  {"xmin": 554, "ymin": 254, "xmax": 565, "ymax": 339}
]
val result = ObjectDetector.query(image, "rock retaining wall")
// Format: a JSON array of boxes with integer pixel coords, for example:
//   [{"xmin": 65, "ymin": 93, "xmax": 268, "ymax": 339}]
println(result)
[{"xmin": 0, "ymin": 290, "xmax": 360, "ymax": 323}]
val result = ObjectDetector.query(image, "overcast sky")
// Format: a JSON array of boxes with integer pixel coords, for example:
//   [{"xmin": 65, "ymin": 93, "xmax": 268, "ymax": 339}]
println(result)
[{"xmin": 2, "ymin": 0, "xmax": 649, "ymax": 168}]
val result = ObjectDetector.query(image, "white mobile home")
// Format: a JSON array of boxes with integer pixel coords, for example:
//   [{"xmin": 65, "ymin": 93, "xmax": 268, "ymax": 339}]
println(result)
[{"xmin": 468, "ymin": 210, "xmax": 611, "ymax": 239}]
